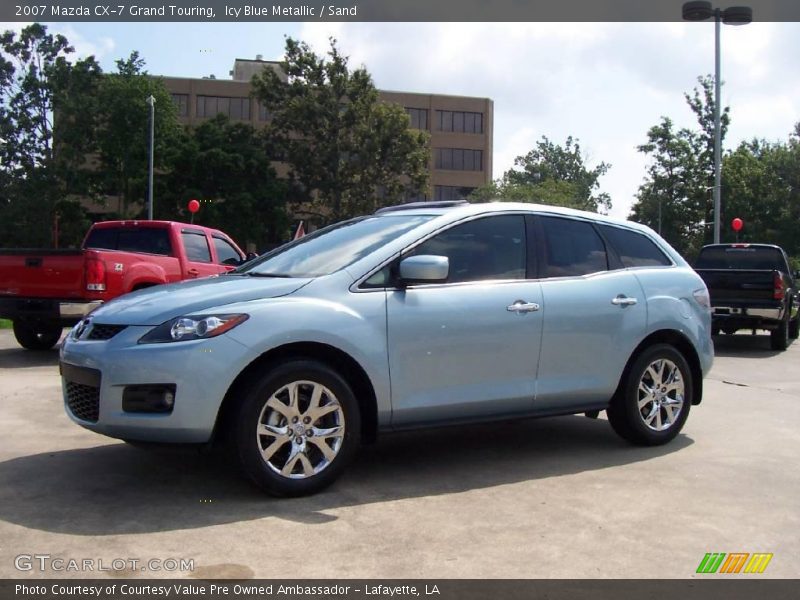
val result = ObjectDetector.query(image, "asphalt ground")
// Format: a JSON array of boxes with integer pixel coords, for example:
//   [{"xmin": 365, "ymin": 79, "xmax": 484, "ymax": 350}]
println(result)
[{"xmin": 0, "ymin": 328, "xmax": 797, "ymax": 579}]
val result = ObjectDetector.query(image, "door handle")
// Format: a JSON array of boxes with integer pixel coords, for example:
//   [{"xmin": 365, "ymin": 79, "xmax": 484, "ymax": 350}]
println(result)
[
  {"xmin": 507, "ymin": 300, "xmax": 540, "ymax": 314},
  {"xmin": 188, "ymin": 268, "xmax": 200, "ymax": 277},
  {"xmin": 611, "ymin": 295, "xmax": 638, "ymax": 307}
]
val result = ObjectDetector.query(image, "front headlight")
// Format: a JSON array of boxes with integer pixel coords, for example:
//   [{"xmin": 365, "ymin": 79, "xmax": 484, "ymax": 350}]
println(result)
[{"xmin": 138, "ymin": 314, "xmax": 249, "ymax": 344}]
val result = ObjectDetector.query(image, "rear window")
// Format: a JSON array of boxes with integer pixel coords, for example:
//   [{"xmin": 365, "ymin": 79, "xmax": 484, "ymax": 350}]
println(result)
[
  {"xmin": 695, "ymin": 246, "xmax": 786, "ymax": 271},
  {"xmin": 84, "ymin": 227, "xmax": 172, "ymax": 256}
]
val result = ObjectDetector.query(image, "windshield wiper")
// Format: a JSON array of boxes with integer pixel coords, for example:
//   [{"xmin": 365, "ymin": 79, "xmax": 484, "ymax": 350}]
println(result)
[{"xmin": 244, "ymin": 272, "xmax": 294, "ymax": 278}]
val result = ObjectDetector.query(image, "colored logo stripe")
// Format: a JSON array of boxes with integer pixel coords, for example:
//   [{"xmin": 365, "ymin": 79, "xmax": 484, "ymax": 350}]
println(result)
[
  {"xmin": 696, "ymin": 552, "xmax": 773, "ymax": 574},
  {"xmin": 744, "ymin": 553, "xmax": 773, "ymax": 573}
]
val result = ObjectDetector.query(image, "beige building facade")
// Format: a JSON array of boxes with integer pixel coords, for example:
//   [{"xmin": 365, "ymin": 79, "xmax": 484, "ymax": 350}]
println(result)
[{"xmin": 163, "ymin": 58, "xmax": 494, "ymax": 202}]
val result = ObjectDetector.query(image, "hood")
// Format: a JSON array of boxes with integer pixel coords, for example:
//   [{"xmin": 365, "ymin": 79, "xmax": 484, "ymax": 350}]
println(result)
[{"xmin": 88, "ymin": 274, "xmax": 312, "ymax": 325}]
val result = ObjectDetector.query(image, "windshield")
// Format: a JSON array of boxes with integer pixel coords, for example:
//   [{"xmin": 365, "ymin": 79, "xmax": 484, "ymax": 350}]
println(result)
[{"xmin": 238, "ymin": 214, "xmax": 433, "ymax": 278}]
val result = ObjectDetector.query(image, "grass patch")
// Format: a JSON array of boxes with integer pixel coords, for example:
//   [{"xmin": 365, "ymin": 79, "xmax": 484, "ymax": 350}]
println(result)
[{"xmin": 0, "ymin": 319, "xmax": 12, "ymax": 329}]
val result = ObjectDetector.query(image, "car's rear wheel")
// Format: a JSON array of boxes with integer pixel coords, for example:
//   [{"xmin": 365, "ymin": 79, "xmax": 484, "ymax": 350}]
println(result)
[
  {"xmin": 607, "ymin": 344, "xmax": 692, "ymax": 446},
  {"xmin": 12, "ymin": 320, "xmax": 63, "ymax": 351},
  {"xmin": 232, "ymin": 359, "xmax": 361, "ymax": 496}
]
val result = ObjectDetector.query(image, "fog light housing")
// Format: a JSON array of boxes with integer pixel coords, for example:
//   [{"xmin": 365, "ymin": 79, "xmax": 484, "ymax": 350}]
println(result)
[{"xmin": 122, "ymin": 385, "xmax": 176, "ymax": 414}]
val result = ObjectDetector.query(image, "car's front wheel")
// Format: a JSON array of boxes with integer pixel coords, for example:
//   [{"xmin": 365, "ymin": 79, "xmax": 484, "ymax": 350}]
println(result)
[
  {"xmin": 607, "ymin": 344, "xmax": 692, "ymax": 446},
  {"xmin": 232, "ymin": 359, "xmax": 361, "ymax": 496}
]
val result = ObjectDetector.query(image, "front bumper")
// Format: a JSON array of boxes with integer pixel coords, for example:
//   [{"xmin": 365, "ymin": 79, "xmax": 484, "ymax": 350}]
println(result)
[{"xmin": 59, "ymin": 325, "xmax": 251, "ymax": 443}]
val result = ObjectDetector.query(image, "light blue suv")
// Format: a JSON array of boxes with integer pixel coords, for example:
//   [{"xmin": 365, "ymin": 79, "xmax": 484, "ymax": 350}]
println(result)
[{"xmin": 60, "ymin": 202, "xmax": 713, "ymax": 496}]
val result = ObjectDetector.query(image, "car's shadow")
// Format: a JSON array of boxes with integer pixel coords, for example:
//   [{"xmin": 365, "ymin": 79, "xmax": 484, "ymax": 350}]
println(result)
[
  {"xmin": 712, "ymin": 333, "xmax": 792, "ymax": 358},
  {"xmin": 0, "ymin": 345, "xmax": 61, "ymax": 368},
  {"xmin": 0, "ymin": 416, "xmax": 692, "ymax": 536}
]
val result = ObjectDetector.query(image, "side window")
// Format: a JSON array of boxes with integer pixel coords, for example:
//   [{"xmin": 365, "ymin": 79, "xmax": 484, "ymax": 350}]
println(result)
[
  {"xmin": 181, "ymin": 232, "xmax": 212, "ymax": 263},
  {"xmin": 540, "ymin": 216, "xmax": 608, "ymax": 277},
  {"xmin": 116, "ymin": 229, "xmax": 172, "ymax": 256},
  {"xmin": 212, "ymin": 237, "xmax": 242, "ymax": 266},
  {"xmin": 411, "ymin": 215, "xmax": 526, "ymax": 283},
  {"xmin": 599, "ymin": 225, "xmax": 672, "ymax": 268}
]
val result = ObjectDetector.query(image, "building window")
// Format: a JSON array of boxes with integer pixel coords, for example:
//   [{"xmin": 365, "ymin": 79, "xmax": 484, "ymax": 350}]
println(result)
[
  {"xmin": 405, "ymin": 107, "xmax": 428, "ymax": 130},
  {"xmin": 196, "ymin": 96, "xmax": 251, "ymax": 120},
  {"xmin": 434, "ymin": 186, "xmax": 476, "ymax": 201},
  {"xmin": 435, "ymin": 148, "xmax": 482, "ymax": 171},
  {"xmin": 171, "ymin": 94, "xmax": 189, "ymax": 117},
  {"xmin": 436, "ymin": 110, "xmax": 483, "ymax": 133},
  {"xmin": 258, "ymin": 103, "xmax": 270, "ymax": 121}
]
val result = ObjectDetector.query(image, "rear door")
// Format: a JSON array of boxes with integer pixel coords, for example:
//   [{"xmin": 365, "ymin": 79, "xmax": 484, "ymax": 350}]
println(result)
[
  {"xmin": 533, "ymin": 216, "xmax": 647, "ymax": 411},
  {"xmin": 386, "ymin": 214, "xmax": 544, "ymax": 426}
]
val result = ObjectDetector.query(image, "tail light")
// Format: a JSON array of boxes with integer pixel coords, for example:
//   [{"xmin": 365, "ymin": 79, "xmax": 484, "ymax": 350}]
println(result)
[
  {"xmin": 86, "ymin": 258, "xmax": 106, "ymax": 291},
  {"xmin": 773, "ymin": 272, "xmax": 785, "ymax": 300}
]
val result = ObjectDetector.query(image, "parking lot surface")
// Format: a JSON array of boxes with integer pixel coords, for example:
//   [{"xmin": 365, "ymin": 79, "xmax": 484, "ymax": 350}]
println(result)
[{"xmin": 0, "ymin": 329, "xmax": 798, "ymax": 579}]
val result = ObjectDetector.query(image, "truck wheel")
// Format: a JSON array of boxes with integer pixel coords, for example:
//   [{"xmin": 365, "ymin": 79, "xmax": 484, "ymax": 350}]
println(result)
[
  {"xmin": 12, "ymin": 321, "xmax": 63, "ymax": 351},
  {"xmin": 231, "ymin": 359, "xmax": 361, "ymax": 497},
  {"xmin": 770, "ymin": 316, "xmax": 789, "ymax": 351},
  {"xmin": 789, "ymin": 316, "xmax": 799, "ymax": 340},
  {"xmin": 607, "ymin": 344, "xmax": 692, "ymax": 446}
]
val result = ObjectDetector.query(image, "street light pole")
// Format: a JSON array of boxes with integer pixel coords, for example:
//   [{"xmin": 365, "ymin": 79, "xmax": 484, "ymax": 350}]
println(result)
[
  {"xmin": 146, "ymin": 95, "xmax": 155, "ymax": 220},
  {"xmin": 682, "ymin": 1, "xmax": 752, "ymax": 245},
  {"xmin": 713, "ymin": 8, "xmax": 721, "ymax": 244}
]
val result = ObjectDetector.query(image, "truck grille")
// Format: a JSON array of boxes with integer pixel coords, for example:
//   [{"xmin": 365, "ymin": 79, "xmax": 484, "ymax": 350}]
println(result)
[
  {"xmin": 65, "ymin": 381, "xmax": 100, "ymax": 422},
  {"xmin": 87, "ymin": 323, "xmax": 127, "ymax": 341}
]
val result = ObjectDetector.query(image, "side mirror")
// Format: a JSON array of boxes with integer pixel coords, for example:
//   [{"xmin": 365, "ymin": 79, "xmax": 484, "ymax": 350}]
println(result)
[
  {"xmin": 245, "ymin": 252, "xmax": 259, "ymax": 261},
  {"xmin": 399, "ymin": 255, "xmax": 449, "ymax": 285}
]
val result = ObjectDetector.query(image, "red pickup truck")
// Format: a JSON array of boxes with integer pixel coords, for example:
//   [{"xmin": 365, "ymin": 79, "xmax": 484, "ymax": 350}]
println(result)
[{"xmin": 0, "ymin": 220, "xmax": 247, "ymax": 350}]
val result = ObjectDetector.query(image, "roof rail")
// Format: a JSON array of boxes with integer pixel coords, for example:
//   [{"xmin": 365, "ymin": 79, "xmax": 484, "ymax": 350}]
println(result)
[{"xmin": 374, "ymin": 200, "xmax": 468, "ymax": 214}]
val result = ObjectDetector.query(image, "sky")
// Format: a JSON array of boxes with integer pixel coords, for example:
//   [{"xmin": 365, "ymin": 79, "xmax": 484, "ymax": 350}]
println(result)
[{"xmin": 4, "ymin": 20, "xmax": 799, "ymax": 219}]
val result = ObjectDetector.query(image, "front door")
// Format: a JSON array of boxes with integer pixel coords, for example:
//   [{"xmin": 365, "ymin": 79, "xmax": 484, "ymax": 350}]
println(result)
[{"xmin": 387, "ymin": 214, "xmax": 543, "ymax": 427}]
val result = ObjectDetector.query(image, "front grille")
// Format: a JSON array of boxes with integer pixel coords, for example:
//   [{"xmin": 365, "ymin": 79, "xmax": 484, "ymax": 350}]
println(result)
[
  {"xmin": 87, "ymin": 324, "xmax": 127, "ymax": 340},
  {"xmin": 65, "ymin": 381, "xmax": 100, "ymax": 422}
]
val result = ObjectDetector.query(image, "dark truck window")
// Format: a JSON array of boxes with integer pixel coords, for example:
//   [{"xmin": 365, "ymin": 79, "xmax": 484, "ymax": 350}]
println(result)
[
  {"xmin": 181, "ymin": 231, "xmax": 212, "ymax": 263},
  {"xmin": 212, "ymin": 236, "xmax": 242, "ymax": 266},
  {"xmin": 695, "ymin": 246, "xmax": 787, "ymax": 271},
  {"xmin": 84, "ymin": 227, "xmax": 172, "ymax": 256},
  {"xmin": 599, "ymin": 225, "xmax": 672, "ymax": 268}
]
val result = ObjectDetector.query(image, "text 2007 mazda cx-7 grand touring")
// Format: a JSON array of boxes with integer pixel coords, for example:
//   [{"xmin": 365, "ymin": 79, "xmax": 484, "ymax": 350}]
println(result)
[{"xmin": 60, "ymin": 202, "xmax": 713, "ymax": 496}]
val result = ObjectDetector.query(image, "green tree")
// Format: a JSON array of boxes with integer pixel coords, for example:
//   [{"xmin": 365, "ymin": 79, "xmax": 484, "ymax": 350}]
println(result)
[
  {"xmin": 630, "ymin": 76, "xmax": 730, "ymax": 259},
  {"xmin": 251, "ymin": 37, "xmax": 430, "ymax": 224},
  {"xmin": 0, "ymin": 23, "xmax": 101, "ymax": 247},
  {"xmin": 160, "ymin": 114, "xmax": 288, "ymax": 250},
  {"xmin": 94, "ymin": 51, "xmax": 180, "ymax": 217},
  {"xmin": 721, "ymin": 127, "xmax": 800, "ymax": 257},
  {"xmin": 470, "ymin": 136, "xmax": 612, "ymax": 213}
]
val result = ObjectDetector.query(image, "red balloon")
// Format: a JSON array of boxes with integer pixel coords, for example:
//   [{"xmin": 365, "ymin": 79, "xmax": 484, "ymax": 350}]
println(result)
[
  {"xmin": 188, "ymin": 199, "xmax": 200, "ymax": 214},
  {"xmin": 731, "ymin": 217, "xmax": 744, "ymax": 232}
]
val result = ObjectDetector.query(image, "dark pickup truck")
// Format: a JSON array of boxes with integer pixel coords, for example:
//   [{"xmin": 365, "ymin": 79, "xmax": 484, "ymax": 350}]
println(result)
[{"xmin": 694, "ymin": 243, "xmax": 799, "ymax": 350}]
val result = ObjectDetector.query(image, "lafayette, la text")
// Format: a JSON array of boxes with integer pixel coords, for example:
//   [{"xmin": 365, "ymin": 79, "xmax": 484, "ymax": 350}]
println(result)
[{"xmin": 225, "ymin": 5, "xmax": 358, "ymax": 18}]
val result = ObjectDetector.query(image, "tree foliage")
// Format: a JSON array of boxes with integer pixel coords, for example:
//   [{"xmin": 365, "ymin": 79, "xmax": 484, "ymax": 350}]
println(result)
[
  {"xmin": 159, "ymin": 114, "xmax": 288, "ymax": 250},
  {"xmin": 470, "ymin": 136, "xmax": 612, "ymax": 213},
  {"xmin": 630, "ymin": 76, "xmax": 730, "ymax": 259},
  {"xmin": 251, "ymin": 37, "xmax": 430, "ymax": 224},
  {"xmin": 0, "ymin": 24, "xmax": 101, "ymax": 247},
  {"xmin": 94, "ymin": 52, "xmax": 180, "ymax": 217}
]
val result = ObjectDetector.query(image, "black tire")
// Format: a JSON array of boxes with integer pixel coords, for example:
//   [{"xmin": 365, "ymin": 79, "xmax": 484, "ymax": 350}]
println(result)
[
  {"xmin": 788, "ymin": 315, "xmax": 799, "ymax": 340},
  {"xmin": 12, "ymin": 321, "xmax": 63, "ymax": 351},
  {"xmin": 770, "ymin": 315, "xmax": 789, "ymax": 351},
  {"xmin": 607, "ymin": 344, "xmax": 693, "ymax": 446},
  {"xmin": 231, "ymin": 359, "xmax": 361, "ymax": 497}
]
